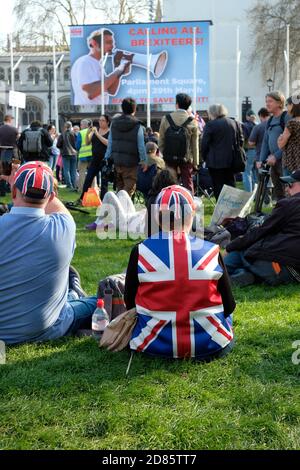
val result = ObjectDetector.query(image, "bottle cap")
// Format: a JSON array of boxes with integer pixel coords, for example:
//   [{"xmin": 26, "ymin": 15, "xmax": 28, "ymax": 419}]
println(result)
[{"xmin": 97, "ymin": 298, "xmax": 104, "ymax": 308}]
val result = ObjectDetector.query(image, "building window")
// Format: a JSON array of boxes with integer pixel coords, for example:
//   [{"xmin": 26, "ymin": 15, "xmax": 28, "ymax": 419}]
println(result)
[
  {"xmin": 64, "ymin": 66, "xmax": 70, "ymax": 81},
  {"xmin": 43, "ymin": 66, "xmax": 54, "ymax": 84},
  {"xmin": 27, "ymin": 66, "xmax": 40, "ymax": 85},
  {"xmin": 7, "ymin": 68, "xmax": 20, "ymax": 84},
  {"xmin": 0, "ymin": 68, "xmax": 5, "ymax": 81},
  {"xmin": 22, "ymin": 99, "xmax": 43, "ymax": 127},
  {"xmin": 58, "ymin": 97, "xmax": 78, "ymax": 114}
]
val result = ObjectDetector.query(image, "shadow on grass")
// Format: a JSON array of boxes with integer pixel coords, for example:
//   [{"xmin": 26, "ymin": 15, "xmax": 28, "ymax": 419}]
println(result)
[{"xmin": 2, "ymin": 323, "xmax": 299, "ymax": 393}]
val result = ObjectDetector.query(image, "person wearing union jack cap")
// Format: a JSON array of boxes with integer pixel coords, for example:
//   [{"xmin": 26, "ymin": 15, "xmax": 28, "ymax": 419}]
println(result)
[
  {"xmin": 124, "ymin": 184, "xmax": 236, "ymax": 360},
  {"xmin": 0, "ymin": 161, "xmax": 97, "ymax": 345}
]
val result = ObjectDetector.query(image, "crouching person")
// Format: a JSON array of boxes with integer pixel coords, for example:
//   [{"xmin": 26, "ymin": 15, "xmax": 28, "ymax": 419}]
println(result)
[
  {"xmin": 224, "ymin": 170, "xmax": 300, "ymax": 287},
  {"xmin": 124, "ymin": 185, "xmax": 236, "ymax": 361},
  {"xmin": 0, "ymin": 161, "xmax": 97, "ymax": 345}
]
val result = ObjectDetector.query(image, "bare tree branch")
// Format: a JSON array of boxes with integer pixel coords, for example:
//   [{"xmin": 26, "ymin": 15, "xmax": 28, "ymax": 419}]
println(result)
[{"xmin": 247, "ymin": 0, "xmax": 300, "ymax": 87}]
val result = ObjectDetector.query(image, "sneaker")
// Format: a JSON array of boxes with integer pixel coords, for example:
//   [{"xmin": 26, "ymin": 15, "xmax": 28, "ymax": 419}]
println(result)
[
  {"xmin": 85, "ymin": 222, "xmax": 97, "ymax": 231},
  {"xmin": 231, "ymin": 271, "xmax": 255, "ymax": 287},
  {"xmin": 69, "ymin": 265, "xmax": 88, "ymax": 298},
  {"xmin": 58, "ymin": 183, "xmax": 67, "ymax": 189}
]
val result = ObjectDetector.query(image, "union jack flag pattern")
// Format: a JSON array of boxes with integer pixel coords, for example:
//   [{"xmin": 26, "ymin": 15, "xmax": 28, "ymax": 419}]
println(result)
[{"xmin": 130, "ymin": 232, "xmax": 233, "ymax": 358}]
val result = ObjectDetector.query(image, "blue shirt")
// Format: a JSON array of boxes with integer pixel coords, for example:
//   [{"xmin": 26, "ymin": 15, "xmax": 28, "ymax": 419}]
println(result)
[
  {"xmin": 249, "ymin": 121, "xmax": 267, "ymax": 159},
  {"xmin": 259, "ymin": 113, "xmax": 290, "ymax": 162},
  {"xmin": 0, "ymin": 207, "xmax": 76, "ymax": 344},
  {"xmin": 104, "ymin": 125, "xmax": 146, "ymax": 163}
]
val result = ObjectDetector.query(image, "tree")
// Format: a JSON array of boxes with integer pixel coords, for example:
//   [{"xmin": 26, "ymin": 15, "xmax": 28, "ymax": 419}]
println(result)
[
  {"xmin": 12, "ymin": 0, "xmax": 149, "ymax": 50},
  {"xmin": 247, "ymin": 0, "xmax": 300, "ymax": 89}
]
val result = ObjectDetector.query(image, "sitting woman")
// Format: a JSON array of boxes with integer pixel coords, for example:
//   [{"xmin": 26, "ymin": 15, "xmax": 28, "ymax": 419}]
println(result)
[{"xmin": 124, "ymin": 185, "xmax": 236, "ymax": 361}]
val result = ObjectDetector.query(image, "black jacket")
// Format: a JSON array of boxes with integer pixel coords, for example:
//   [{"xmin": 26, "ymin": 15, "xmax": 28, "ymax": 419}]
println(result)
[
  {"xmin": 226, "ymin": 192, "xmax": 300, "ymax": 269},
  {"xmin": 18, "ymin": 126, "xmax": 53, "ymax": 162},
  {"xmin": 111, "ymin": 115, "xmax": 140, "ymax": 167},
  {"xmin": 201, "ymin": 117, "xmax": 243, "ymax": 169}
]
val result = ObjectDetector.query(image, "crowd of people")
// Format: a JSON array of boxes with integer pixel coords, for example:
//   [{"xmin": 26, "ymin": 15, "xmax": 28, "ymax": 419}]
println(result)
[{"xmin": 1, "ymin": 90, "xmax": 300, "ymax": 361}]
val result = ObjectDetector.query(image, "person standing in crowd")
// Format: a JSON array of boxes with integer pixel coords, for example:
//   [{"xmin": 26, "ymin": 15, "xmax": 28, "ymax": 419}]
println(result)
[
  {"xmin": 80, "ymin": 115, "xmax": 110, "ymax": 203},
  {"xmin": 17, "ymin": 120, "xmax": 53, "ymax": 163},
  {"xmin": 56, "ymin": 122, "xmax": 78, "ymax": 190},
  {"xmin": 159, "ymin": 93, "xmax": 199, "ymax": 194},
  {"xmin": 278, "ymin": 96, "xmax": 300, "ymax": 176},
  {"xmin": 248, "ymin": 107, "xmax": 270, "ymax": 167},
  {"xmin": 124, "ymin": 184, "xmax": 235, "ymax": 360},
  {"xmin": 258, "ymin": 91, "xmax": 288, "ymax": 201},
  {"xmin": 201, "ymin": 104, "xmax": 243, "ymax": 200},
  {"xmin": 242, "ymin": 110, "xmax": 257, "ymax": 192},
  {"xmin": 104, "ymin": 97, "xmax": 147, "ymax": 197},
  {"xmin": 0, "ymin": 161, "xmax": 97, "ymax": 345},
  {"xmin": 0, "ymin": 114, "xmax": 19, "ymax": 196},
  {"xmin": 76, "ymin": 119, "xmax": 93, "ymax": 193},
  {"xmin": 47, "ymin": 124, "xmax": 60, "ymax": 171}
]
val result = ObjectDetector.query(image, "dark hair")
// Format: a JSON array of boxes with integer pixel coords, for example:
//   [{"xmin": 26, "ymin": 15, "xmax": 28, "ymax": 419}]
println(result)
[
  {"xmin": 99, "ymin": 114, "xmax": 111, "ymax": 125},
  {"xmin": 30, "ymin": 120, "xmax": 42, "ymax": 128},
  {"xmin": 121, "ymin": 97, "xmax": 137, "ymax": 115},
  {"xmin": 47, "ymin": 124, "xmax": 55, "ymax": 131},
  {"xmin": 146, "ymin": 127, "xmax": 153, "ymax": 134},
  {"xmin": 258, "ymin": 107, "xmax": 270, "ymax": 118},
  {"xmin": 176, "ymin": 93, "xmax": 192, "ymax": 110},
  {"xmin": 286, "ymin": 96, "xmax": 300, "ymax": 117},
  {"xmin": 149, "ymin": 169, "xmax": 177, "ymax": 196},
  {"xmin": 92, "ymin": 29, "xmax": 112, "ymax": 47}
]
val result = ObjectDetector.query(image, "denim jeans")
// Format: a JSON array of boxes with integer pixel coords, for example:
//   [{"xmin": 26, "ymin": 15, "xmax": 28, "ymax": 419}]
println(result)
[
  {"xmin": 62, "ymin": 155, "xmax": 77, "ymax": 189},
  {"xmin": 48, "ymin": 153, "xmax": 58, "ymax": 171},
  {"xmin": 225, "ymin": 250, "xmax": 294, "ymax": 286},
  {"xmin": 243, "ymin": 148, "xmax": 257, "ymax": 193},
  {"xmin": 66, "ymin": 295, "xmax": 97, "ymax": 334}
]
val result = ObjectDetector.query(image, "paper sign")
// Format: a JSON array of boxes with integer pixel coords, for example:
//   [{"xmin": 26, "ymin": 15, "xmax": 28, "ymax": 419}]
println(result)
[{"xmin": 9, "ymin": 90, "xmax": 26, "ymax": 109}]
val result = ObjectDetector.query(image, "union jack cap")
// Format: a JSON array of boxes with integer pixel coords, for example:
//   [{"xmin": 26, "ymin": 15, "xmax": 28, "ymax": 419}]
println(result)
[
  {"xmin": 155, "ymin": 185, "xmax": 196, "ymax": 220},
  {"xmin": 13, "ymin": 161, "xmax": 54, "ymax": 199}
]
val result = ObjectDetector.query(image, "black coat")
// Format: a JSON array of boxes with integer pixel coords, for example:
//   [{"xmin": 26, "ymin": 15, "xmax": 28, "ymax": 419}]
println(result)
[
  {"xmin": 201, "ymin": 117, "xmax": 243, "ymax": 169},
  {"xmin": 226, "ymin": 192, "xmax": 300, "ymax": 269}
]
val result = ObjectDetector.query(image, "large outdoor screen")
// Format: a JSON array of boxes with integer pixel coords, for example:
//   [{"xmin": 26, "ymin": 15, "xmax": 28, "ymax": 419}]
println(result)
[{"xmin": 70, "ymin": 21, "xmax": 211, "ymax": 107}]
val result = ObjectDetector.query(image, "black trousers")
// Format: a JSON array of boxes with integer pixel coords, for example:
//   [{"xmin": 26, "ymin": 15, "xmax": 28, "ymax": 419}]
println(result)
[
  {"xmin": 208, "ymin": 168, "xmax": 236, "ymax": 200},
  {"xmin": 80, "ymin": 164, "xmax": 108, "ymax": 201}
]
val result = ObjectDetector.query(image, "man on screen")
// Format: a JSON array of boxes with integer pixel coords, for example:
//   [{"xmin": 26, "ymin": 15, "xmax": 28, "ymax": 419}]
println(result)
[{"xmin": 71, "ymin": 29, "xmax": 131, "ymax": 106}]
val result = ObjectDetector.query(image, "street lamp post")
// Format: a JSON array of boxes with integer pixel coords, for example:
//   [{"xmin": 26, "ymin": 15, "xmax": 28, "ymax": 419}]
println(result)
[
  {"xmin": 267, "ymin": 78, "xmax": 273, "ymax": 92},
  {"xmin": 45, "ymin": 60, "xmax": 53, "ymax": 124}
]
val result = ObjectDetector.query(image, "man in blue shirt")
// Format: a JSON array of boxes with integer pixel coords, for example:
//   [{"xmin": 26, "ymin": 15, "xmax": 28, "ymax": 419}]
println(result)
[
  {"xmin": 258, "ymin": 91, "xmax": 288, "ymax": 200},
  {"xmin": 0, "ymin": 161, "xmax": 97, "ymax": 344},
  {"xmin": 104, "ymin": 97, "xmax": 147, "ymax": 197}
]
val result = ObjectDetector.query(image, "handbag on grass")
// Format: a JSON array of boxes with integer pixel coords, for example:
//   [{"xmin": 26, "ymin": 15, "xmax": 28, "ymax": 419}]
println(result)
[{"xmin": 99, "ymin": 308, "xmax": 137, "ymax": 352}]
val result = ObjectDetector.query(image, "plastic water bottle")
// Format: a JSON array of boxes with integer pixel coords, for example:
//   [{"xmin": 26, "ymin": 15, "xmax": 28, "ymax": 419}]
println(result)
[{"xmin": 92, "ymin": 299, "xmax": 109, "ymax": 340}]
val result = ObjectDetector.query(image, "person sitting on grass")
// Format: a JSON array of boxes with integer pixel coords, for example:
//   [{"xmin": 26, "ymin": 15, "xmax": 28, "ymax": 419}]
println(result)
[
  {"xmin": 0, "ymin": 161, "xmax": 97, "ymax": 345},
  {"xmin": 224, "ymin": 169, "xmax": 300, "ymax": 287},
  {"xmin": 124, "ymin": 184, "xmax": 235, "ymax": 361}
]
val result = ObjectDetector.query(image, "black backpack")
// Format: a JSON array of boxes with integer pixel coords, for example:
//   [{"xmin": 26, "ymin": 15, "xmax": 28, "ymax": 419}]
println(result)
[
  {"xmin": 163, "ymin": 114, "xmax": 193, "ymax": 164},
  {"xmin": 23, "ymin": 129, "xmax": 43, "ymax": 154}
]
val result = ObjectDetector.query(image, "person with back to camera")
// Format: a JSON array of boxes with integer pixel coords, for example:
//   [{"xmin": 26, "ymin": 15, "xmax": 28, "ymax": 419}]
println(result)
[
  {"xmin": 124, "ymin": 184, "xmax": 236, "ymax": 360},
  {"xmin": 201, "ymin": 104, "xmax": 243, "ymax": 200},
  {"xmin": 0, "ymin": 161, "xmax": 97, "ymax": 344}
]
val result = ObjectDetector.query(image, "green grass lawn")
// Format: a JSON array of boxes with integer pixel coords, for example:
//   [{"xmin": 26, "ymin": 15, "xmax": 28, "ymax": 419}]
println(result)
[{"xmin": 0, "ymin": 188, "xmax": 299, "ymax": 450}]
